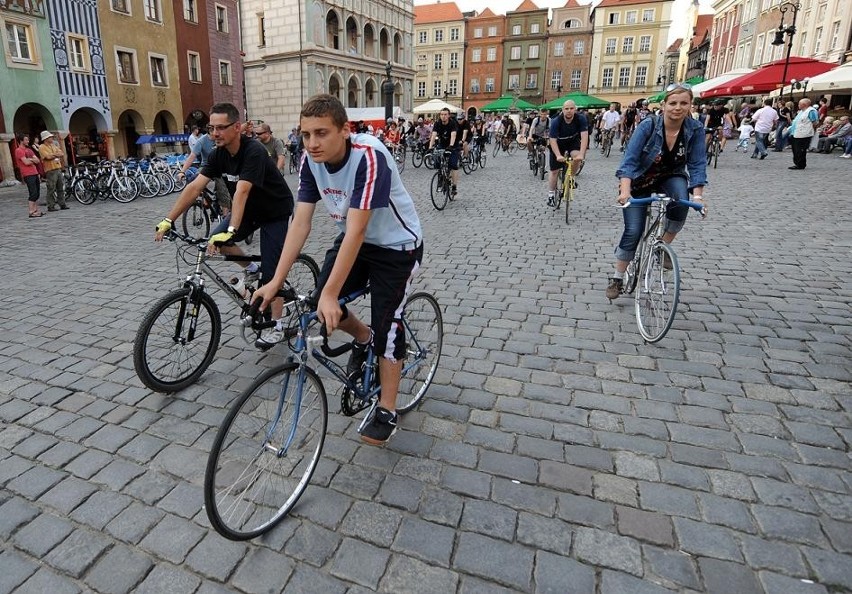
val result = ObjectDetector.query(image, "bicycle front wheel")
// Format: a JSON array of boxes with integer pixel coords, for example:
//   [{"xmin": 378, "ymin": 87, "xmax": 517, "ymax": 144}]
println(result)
[
  {"xmin": 133, "ymin": 287, "xmax": 221, "ymax": 392},
  {"xmin": 430, "ymin": 172, "xmax": 448, "ymax": 211},
  {"xmin": 478, "ymin": 151, "xmax": 487, "ymax": 168},
  {"xmin": 492, "ymin": 140, "xmax": 501, "ymax": 157},
  {"xmin": 72, "ymin": 177, "xmax": 97, "ymax": 205},
  {"xmin": 507, "ymin": 140, "xmax": 517, "ymax": 155},
  {"xmin": 635, "ymin": 242, "xmax": 680, "ymax": 343},
  {"xmin": 396, "ymin": 292, "xmax": 443, "ymax": 414},
  {"xmin": 111, "ymin": 177, "xmax": 139, "ymax": 203},
  {"xmin": 412, "ymin": 150, "xmax": 423, "ymax": 168},
  {"xmin": 205, "ymin": 363, "xmax": 328, "ymax": 540},
  {"xmin": 538, "ymin": 153, "xmax": 546, "ymax": 180},
  {"xmin": 181, "ymin": 201, "xmax": 211, "ymax": 238}
]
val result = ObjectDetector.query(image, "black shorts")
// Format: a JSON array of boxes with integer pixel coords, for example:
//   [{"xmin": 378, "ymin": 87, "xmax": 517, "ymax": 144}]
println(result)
[
  {"xmin": 548, "ymin": 142, "xmax": 580, "ymax": 171},
  {"xmin": 316, "ymin": 234, "xmax": 423, "ymax": 360}
]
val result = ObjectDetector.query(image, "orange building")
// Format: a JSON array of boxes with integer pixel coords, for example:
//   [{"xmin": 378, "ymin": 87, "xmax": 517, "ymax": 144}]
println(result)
[
  {"xmin": 463, "ymin": 8, "xmax": 506, "ymax": 113},
  {"xmin": 545, "ymin": 0, "xmax": 594, "ymax": 103}
]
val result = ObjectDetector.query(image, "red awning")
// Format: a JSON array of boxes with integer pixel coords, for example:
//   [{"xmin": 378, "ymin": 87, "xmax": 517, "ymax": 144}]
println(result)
[{"xmin": 701, "ymin": 57, "xmax": 837, "ymax": 98}]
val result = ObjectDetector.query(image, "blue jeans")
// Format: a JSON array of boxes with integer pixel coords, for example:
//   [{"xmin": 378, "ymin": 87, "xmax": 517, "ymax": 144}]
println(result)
[
  {"xmin": 615, "ymin": 176, "xmax": 690, "ymax": 262},
  {"xmin": 843, "ymin": 137, "xmax": 852, "ymax": 156},
  {"xmin": 774, "ymin": 124, "xmax": 788, "ymax": 151},
  {"xmin": 753, "ymin": 132, "xmax": 769, "ymax": 157}
]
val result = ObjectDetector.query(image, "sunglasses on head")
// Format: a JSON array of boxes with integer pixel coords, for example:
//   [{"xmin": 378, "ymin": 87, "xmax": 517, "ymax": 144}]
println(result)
[{"xmin": 664, "ymin": 82, "xmax": 692, "ymax": 93}]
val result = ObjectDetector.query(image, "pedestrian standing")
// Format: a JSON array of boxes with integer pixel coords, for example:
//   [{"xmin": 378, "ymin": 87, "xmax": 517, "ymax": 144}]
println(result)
[
  {"xmin": 788, "ymin": 98, "xmax": 819, "ymax": 170},
  {"xmin": 15, "ymin": 133, "xmax": 43, "ymax": 218},
  {"xmin": 750, "ymin": 99, "xmax": 778, "ymax": 160},
  {"xmin": 774, "ymin": 100, "xmax": 792, "ymax": 152},
  {"xmin": 38, "ymin": 131, "xmax": 68, "ymax": 211}
]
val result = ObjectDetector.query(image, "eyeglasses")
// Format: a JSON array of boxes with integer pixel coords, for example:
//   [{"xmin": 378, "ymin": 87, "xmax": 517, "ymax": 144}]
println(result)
[
  {"xmin": 664, "ymin": 82, "xmax": 692, "ymax": 93},
  {"xmin": 207, "ymin": 122, "xmax": 237, "ymax": 133}
]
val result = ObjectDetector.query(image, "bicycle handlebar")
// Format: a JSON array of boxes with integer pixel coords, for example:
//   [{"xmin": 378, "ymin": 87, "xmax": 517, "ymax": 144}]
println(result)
[
  {"xmin": 319, "ymin": 324, "xmax": 354, "ymax": 358},
  {"xmin": 620, "ymin": 195, "xmax": 706, "ymax": 215}
]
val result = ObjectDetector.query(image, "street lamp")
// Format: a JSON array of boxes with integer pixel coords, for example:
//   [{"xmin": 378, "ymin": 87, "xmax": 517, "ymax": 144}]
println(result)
[
  {"xmin": 789, "ymin": 77, "xmax": 809, "ymax": 101},
  {"xmin": 382, "ymin": 62, "xmax": 394, "ymax": 121},
  {"xmin": 771, "ymin": 2, "xmax": 801, "ymax": 95},
  {"xmin": 656, "ymin": 65, "xmax": 667, "ymax": 86}
]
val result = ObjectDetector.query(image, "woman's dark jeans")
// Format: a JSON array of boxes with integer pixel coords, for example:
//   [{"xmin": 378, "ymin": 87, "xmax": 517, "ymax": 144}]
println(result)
[{"xmin": 615, "ymin": 175, "xmax": 690, "ymax": 262}]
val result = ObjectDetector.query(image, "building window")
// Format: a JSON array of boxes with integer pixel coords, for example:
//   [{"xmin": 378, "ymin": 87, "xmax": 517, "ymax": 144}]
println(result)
[
  {"xmin": 642, "ymin": 9, "xmax": 654, "ymax": 22},
  {"xmin": 418, "ymin": 31, "xmax": 427, "ymax": 44},
  {"xmin": 605, "ymin": 38, "xmax": 616, "ymax": 54},
  {"xmin": 756, "ymin": 33, "xmax": 765, "ymax": 63},
  {"xmin": 470, "ymin": 78, "xmax": 480, "ymax": 93},
  {"xmin": 626, "ymin": 10, "xmax": 637, "ymax": 24},
  {"xmin": 813, "ymin": 27, "xmax": 822, "ymax": 53},
  {"xmin": 472, "ymin": 48, "xmax": 482, "ymax": 62},
  {"xmin": 531, "ymin": 23, "xmax": 540, "ymax": 34},
  {"xmin": 551, "ymin": 70, "xmax": 562, "ymax": 89},
  {"xmin": 111, "ymin": 0, "xmax": 130, "ymax": 14},
  {"xmin": 526, "ymin": 72, "xmax": 537, "ymax": 89},
  {"xmin": 450, "ymin": 28, "xmax": 459, "ymax": 41},
  {"xmin": 508, "ymin": 73, "xmax": 519, "ymax": 89},
  {"xmin": 5, "ymin": 21, "xmax": 35, "ymax": 63},
  {"xmin": 487, "ymin": 47, "xmax": 496, "ymax": 61},
  {"xmin": 799, "ymin": 32, "xmax": 807, "ymax": 54},
  {"xmin": 554, "ymin": 41, "xmax": 564, "ymax": 56},
  {"xmin": 187, "ymin": 51, "xmax": 201, "ymax": 82},
  {"xmin": 219, "ymin": 60, "xmax": 231, "ymax": 85},
  {"xmin": 417, "ymin": 81, "xmax": 425, "ymax": 97},
  {"xmin": 829, "ymin": 21, "xmax": 840, "ymax": 50},
  {"xmin": 512, "ymin": 24, "xmax": 521, "ymax": 35},
  {"xmin": 450, "ymin": 52, "xmax": 458, "ymax": 68},
  {"xmin": 564, "ymin": 18, "xmax": 581, "ymax": 28},
  {"xmin": 528, "ymin": 44, "xmax": 539, "ymax": 59},
  {"xmin": 618, "ymin": 66, "xmax": 630, "ymax": 87},
  {"xmin": 435, "ymin": 29, "xmax": 443, "ymax": 42},
  {"xmin": 570, "ymin": 69, "xmax": 581, "ymax": 89},
  {"xmin": 258, "ymin": 15, "xmax": 266, "ymax": 47},
  {"xmin": 574, "ymin": 40, "xmax": 584, "ymax": 55},
  {"xmin": 485, "ymin": 77, "xmax": 495, "ymax": 92},
  {"xmin": 488, "ymin": 26, "xmax": 497, "ymax": 36},
  {"xmin": 215, "ymin": 4, "xmax": 228, "ymax": 32},
  {"xmin": 602, "ymin": 67, "xmax": 613, "ymax": 87},
  {"xmin": 434, "ymin": 54, "xmax": 442, "ymax": 69},
  {"xmin": 449, "ymin": 79, "xmax": 457, "ymax": 95},
  {"xmin": 474, "ymin": 28, "xmax": 483, "ymax": 38},
  {"xmin": 433, "ymin": 80, "xmax": 442, "ymax": 96},
  {"xmin": 635, "ymin": 65, "xmax": 647, "ymax": 86},
  {"xmin": 116, "ymin": 48, "xmax": 138, "ymax": 84},
  {"xmin": 609, "ymin": 12, "xmax": 619, "ymax": 25},
  {"xmin": 622, "ymin": 37, "xmax": 634, "ymax": 53},
  {"xmin": 144, "ymin": 0, "xmax": 162, "ymax": 22},
  {"xmin": 639, "ymin": 35, "xmax": 651, "ymax": 52},
  {"xmin": 150, "ymin": 54, "xmax": 168, "ymax": 86},
  {"xmin": 67, "ymin": 35, "xmax": 89, "ymax": 72},
  {"xmin": 510, "ymin": 46, "xmax": 521, "ymax": 60},
  {"xmin": 183, "ymin": 0, "xmax": 197, "ymax": 22}
]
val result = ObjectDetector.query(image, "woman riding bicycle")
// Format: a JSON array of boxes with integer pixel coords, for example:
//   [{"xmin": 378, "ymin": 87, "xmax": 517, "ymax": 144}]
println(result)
[{"xmin": 605, "ymin": 83, "xmax": 708, "ymax": 300}]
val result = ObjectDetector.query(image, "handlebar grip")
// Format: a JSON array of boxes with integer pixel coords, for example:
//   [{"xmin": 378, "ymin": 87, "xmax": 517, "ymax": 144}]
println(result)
[{"xmin": 319, "ymin": 324, "xmax": 354, "ymax": 358}]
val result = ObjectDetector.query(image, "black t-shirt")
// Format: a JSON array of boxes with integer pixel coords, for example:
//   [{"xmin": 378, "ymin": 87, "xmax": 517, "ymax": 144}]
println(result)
[
  {"xmin": 432, "ymin": 118, "xmax": 459, "ymax": 148},
  {"xmin": 457, "ymin": 119, "xmax": 471, "ymax": 143},
  {"xmin": 633, "ymin": 126, "xmax": 687, "ymax": 194},
  {"xmin": 706, "ymin": 108, "xmax": 726, "ymax": 128},
  {"xmin": 624, "ymin": 108, "xmax": 637, "ymax": 126},
  {"xmin": 201, "ymin": 136, "xmax": 293, "ymax": 224},
  {"xmin": 549, "ymin": 113, "xmax": 588, "ymax": 151}
]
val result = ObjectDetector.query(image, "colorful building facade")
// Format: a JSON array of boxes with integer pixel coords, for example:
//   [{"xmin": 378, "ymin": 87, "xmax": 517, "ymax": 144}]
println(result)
[
  {"xmin": 463, "ymin": 8, "xmax": 506, "ymax": 113},
  {"xmin": 545, "ymin": 0, "xmax": 594, "ymax": 103}
]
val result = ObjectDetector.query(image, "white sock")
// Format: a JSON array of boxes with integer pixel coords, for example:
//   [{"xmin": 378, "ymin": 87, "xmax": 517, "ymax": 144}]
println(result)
[
  {"xmin": 246, "ymin": 263, "xmax": 259, "ymax": 273},
  {"xmin": 613, "ymin": 271, "xmax": 625, "ymax": 280}
]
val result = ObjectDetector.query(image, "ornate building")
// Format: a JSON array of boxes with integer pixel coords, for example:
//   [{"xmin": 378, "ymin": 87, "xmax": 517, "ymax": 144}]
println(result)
[
  {"xmin": 685, "ymin": 14, "xmax": 712, "ymax": 81},
  {"xmin": 464, "ymin": 8, "xmax": 506, "ymax": 114},
  {"xmin": 545, "ymin": 0, "xmax": 594, "ymax": 103},
  {"xmin": 503, "ymin": 0, "xmax": 548, "ymax": 105},
  {"xmin": 588, "ymin": 0, "xmax": 674, "ymax": 105},
  {"xmin": 240, "ymin": 0, "xmax": 415, "ymax": 135},
  {"xmin": 414, "ymin": 2, "xmax": 465, "ymax": 112}
]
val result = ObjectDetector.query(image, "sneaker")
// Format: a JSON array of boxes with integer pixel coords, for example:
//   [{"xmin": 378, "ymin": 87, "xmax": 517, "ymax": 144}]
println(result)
[
  {"xmin": 546, "ymin": 194, "xmax": 555, "ymax": 206},
  {"xmin": 842, "ymin": 154, "xmax": 851, "ymax": 159},
  {"xmin": 605, "ymin": 278, "xmax": 623, "ymax": 300},
  {"xmin": 346, "ymin": 339, "xmax": 370, "ymax": 378},
  {"xmin": 243, "ymin": 267, "xmax": 261, "ymax": 285},
  {"xmin": 451, "ymin": 185, "xmax": 458, "ymax": 197},
  {"xmin": 360, "ymin": 407, "xmax": 398, "ymax": 445},
  {"xmin": 255, "ymin": 326, "xmax": 286, "ymax": 350}
]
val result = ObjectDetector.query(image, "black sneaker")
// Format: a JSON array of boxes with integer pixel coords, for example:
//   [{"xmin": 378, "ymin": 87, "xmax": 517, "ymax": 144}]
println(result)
[
  {"xmin": 346, "ymin": 339, "xmax": 370, "ymax": 378},
  {"xmin": 546, "ymin": 194, "xmax": 555, "ymax": 206},
  {"xmin": 360, "ymin": 407, "xmax": 398, "ymax": 445}
]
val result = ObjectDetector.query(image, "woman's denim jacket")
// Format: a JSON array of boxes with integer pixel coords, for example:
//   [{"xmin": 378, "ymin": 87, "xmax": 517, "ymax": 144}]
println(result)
[{"xmin": 616, "ymin": 115, "xmax": 708, "ymax": 190}]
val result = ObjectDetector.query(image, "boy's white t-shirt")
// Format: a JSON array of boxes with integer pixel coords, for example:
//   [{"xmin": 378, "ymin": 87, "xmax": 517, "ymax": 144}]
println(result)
[{"xmin": 738, "ymin": 124, "xmax": 754, "ymax": 140}]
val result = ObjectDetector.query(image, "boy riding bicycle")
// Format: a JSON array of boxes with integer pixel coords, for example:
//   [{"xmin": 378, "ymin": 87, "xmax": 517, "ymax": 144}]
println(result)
[{"xmin": 253, "ymin": 94, "xmax": 423, "ymax": 445}]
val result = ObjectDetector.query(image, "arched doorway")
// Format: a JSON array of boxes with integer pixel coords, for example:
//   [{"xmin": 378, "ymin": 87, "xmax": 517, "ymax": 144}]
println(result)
[
  {"xmin": 394, "ymin": 33, "xmax": 403, "ymax": 64},
  {"xmin": 325, "ymin": 10, "xmax": 340, "ymax": 50},
  {"xmin": 379, "ymin": 29, "xmax": 389, "ymax": 61},
  {"xmin": 467, "ymin": 107, "xmax": 478, "ymax": 120},
  {"xmin": 329, "ymin": 74, "xmax": 343, "ymax": 102},
  {"xmin": 347, "ymin": 76, "xmax": 360, "ymax": 108},
  {"xmin": 365, "ymin": 78, "xmax": 378, "ymax": 107},
  {"xmin": 346, "ymin": 17, "xmax": 358, "ymax": 54},
  {"xmin": 68, "ymin": 107, "xmax": 109, "ymax": 164},
  {"xmin": 117, "ymin": 110, "xmax": 144, "ymax": 158},
  {"xmin": 364, "ymin": 24, "xmax": 375, "ymax": 58},
  {"xmin": 13, "ymin": 102, "xmax": 55, "ymax": 138},
  {"xmin": 185, "ymin": 109, "xmax": 208, "ymax": 134},
  {"xmin": 394, "ymin": 82, "xmax": 403, "ymax": 111},
  {"xmin": 153, "ymin": 110, "xmax": 180, "ymax": 154}
]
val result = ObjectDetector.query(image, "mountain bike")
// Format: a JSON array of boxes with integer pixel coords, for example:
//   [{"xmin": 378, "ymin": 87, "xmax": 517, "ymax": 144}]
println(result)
[
  {"xmin": 133, "ymin": 230, "xmax": 319, "ymax": 392},
  {"xmin": 429, "ymin": 149, "xmax": 454, "ymax": 211},
  {"xmin": 706, "ymin": 129, "xmax": 721, "ymax": 169},
  {"xmin": 204, "ymin": 285, "xmax": 443, "ymax": 540},
  {"xmin": 181, "ymin": 185, "xmax": 223, "ymax": 238},
  {"xmin": 618, "ymin": 194, "xmax": 706, "ymax": 342}
]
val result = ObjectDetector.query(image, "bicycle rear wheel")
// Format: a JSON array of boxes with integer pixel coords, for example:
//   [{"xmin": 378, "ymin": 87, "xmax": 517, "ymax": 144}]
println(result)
[
  {"xmin": 430, "ymin": 172, "xmax": 448, "ymax": 211},
  {"xmin": 72, "ymin": 177, "xmax": 97, "ymax": 205},
  {"xmin": 133, "ymin": 287, "xmax": 221, "ymax": 392},
  {"xmin": 396, "ymin": 292, "xmax": 443, "ymax": 414},
  {"xmin": 111, "ymin": 176, "xmax": 139, "ymax": 203},
  {"xmin": 205, "ymin": 363, "xmax": 327, "ymax": 540},
  {"xmin": 181, "ymin": 201, "xmax": 211, "ymax": 238},
  {"xmin": 712, "ymin": 142, "xmax": 719, "ymax": 169},
  {"xmin": 635, "ymin": 242, "xmax": 680, "ymax": 343}
]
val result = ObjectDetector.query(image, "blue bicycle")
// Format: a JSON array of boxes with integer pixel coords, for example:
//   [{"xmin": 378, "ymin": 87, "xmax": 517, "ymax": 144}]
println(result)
[{"xmin": 203, "ymin": 286, "xmax": 443, "ymax": 540}]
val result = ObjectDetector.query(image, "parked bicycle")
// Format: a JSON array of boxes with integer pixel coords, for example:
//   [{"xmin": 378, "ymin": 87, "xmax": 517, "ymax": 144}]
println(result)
[
  {"xmin": 617, "ymin": 194, "xmax": 706, "ymax": 342},
  {"xmin": 203, "ymin": 285, "xmax": 443, "ymax": 540},
  {"xmin": 133, "ymin": 229, "xmax": 319, "ymax": 392}
]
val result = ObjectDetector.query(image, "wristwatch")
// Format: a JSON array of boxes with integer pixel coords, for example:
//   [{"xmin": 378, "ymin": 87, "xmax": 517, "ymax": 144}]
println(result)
[{"xmin": 227, "ymin": 226, "xmax": 236, "ymax": 234}]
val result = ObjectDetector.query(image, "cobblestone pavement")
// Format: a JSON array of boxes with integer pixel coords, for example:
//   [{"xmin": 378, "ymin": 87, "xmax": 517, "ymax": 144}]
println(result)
[{"xmin": 0, "ymin": 140, "xmax": 850, "ymax": 594}]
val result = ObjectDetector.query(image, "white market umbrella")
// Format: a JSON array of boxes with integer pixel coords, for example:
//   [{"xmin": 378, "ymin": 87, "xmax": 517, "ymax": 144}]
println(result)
[
  {"xmin": 413, "ymin": 98, "xmax": 462, "ymax": 114},
  {"xmin": 802, "ymin": 62, "xmax": 852, "ymax": 93},
  {"xmin": 692, "ymin": 68, "xmax": 754, "ymax": 98}
]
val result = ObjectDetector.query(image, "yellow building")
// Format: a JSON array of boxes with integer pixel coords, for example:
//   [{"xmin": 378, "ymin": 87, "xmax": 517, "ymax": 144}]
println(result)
[
  {"xmin": 414, "ymin": 3, "xmax": 466, "ymax": 112},
  {"xmin": 588, "ymin": 0, "xmax": 674, "ymax": 106},
  {"xmin": 98, "ymin": 0, "xmax": 183, "ymax": 158}
]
